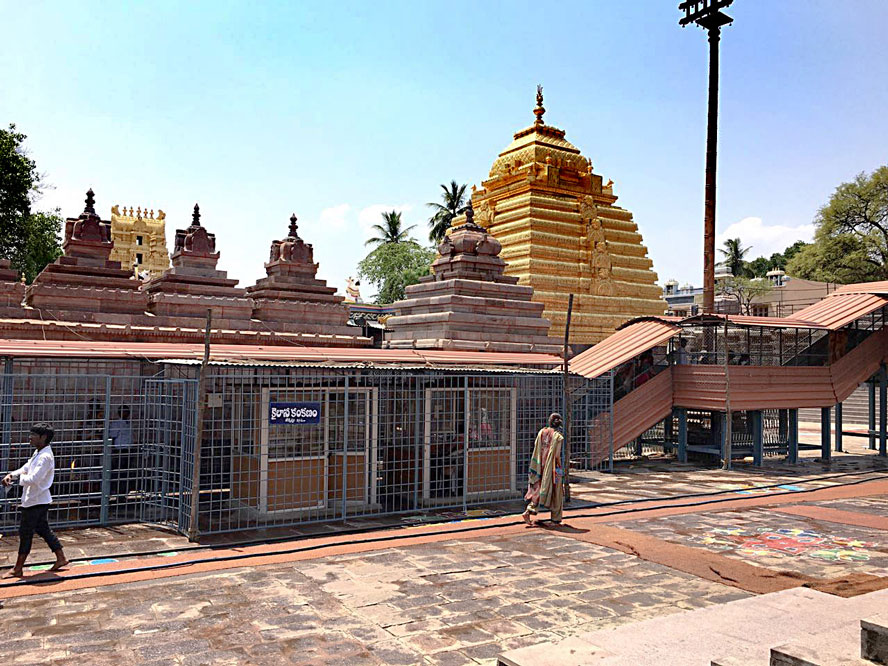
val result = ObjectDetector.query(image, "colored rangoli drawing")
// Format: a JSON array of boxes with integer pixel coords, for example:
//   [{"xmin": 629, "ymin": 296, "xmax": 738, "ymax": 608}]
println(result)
[
  {"xmin": 733, "ymin": 484, "xmax": 803, "ymax": 496},
  {"xmin": 738, "ymin": 530, "xmax": 825, "ymax": 556},
  {"xmin": 692, "ymin": 526, "xmax": 879, "ymax": 562},
  {"xmin": 808, "ymin": 548, "xmax": 871, "ymax": 562}
]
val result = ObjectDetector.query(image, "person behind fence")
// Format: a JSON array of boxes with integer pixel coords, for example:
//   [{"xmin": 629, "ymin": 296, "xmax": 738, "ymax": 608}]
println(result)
[
  {"xmin": 109, "ymin": 405, "xmax": 136, "ymax": 498},
  {"xmin": 2, "ymin": 423, "xmax": 69, "ymax": 577},
  {"xmin": 522, "ymin": 413, "xmax": 564, "ymax": 526}
]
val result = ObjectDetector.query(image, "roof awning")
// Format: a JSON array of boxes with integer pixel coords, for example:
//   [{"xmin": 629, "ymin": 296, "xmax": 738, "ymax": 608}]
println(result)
[
  {"xmin": 792, "ymin": 293, "xmax": 888, "ymax": 330},
  {"xmin": 569, "ymin": 320, "xmax": 680, "ymax": 379},
  {"xmin": 0, "ymin": 339, "xmax": 562, "ymax": 368}
]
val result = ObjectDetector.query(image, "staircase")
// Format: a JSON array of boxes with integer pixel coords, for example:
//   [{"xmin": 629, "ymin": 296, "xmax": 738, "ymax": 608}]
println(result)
[{"xmin": 496, "ymin": 588, "xmax": 888, "ymax": 666}]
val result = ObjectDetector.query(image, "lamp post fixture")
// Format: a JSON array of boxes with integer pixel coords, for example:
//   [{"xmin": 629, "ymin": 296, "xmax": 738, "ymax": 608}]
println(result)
[{"xmin": 679, "ymin": 0, "xmax": 734, "ymax": 314}]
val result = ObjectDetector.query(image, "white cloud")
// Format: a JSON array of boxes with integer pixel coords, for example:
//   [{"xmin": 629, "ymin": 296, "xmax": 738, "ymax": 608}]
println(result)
[
  {"xmin": 716, "ymin": 216, "xmax": 814, "ymax": 259},
  {"xmin": 318, "ymin": 203, "xmax": 351, "ymax": 231}
]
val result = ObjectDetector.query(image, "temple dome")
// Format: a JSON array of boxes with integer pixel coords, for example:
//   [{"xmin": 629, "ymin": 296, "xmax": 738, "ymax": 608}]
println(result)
[{"xmin": 489, "ymin": 86, "xmax": 589, "ymax": 178}]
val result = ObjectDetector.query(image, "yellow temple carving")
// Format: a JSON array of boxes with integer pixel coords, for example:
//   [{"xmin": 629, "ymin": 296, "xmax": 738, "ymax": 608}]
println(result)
[
  {"xmin": 109, "ymin": 205, "xmax": 170, "ymax": 279},
  {"xmin": 458, "ymin": 87, "xmax": 665, "ymax": 345}
]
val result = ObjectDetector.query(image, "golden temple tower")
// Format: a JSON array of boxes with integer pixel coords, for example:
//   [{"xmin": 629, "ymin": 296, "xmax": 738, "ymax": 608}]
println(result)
[
  {"xmin": 460, "ymin": 87, "xmax": 665, "ymax": 345},
  {"xmin": 109, "ymin": 205, "xmax": 170, "ymax": 279}
]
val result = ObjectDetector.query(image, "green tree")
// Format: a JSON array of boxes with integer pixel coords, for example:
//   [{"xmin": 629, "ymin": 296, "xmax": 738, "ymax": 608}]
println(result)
[
  {"xmin": 365, "ymin": 210, "xmax": 417, "ymax": 247},
  {"xmin": 718, "ymin": 238, "xmax": 752, "ymax": 277},
  {"xmin": 0, "ymin": 124, "xmax": 62, "ymax": 282},
  {"xmin": 747, "ymin": 240, "xmax": 809, "ymax": 277},
  {"xmin": 718, "ymin": 276, "xmax": 772, "ymax": 315},
  {"xmin": 787, "ymin": 234, "xmax": 882, "ymax": 284},
  {"xmin": 787, "ymin": 166, "xmax": 888, "ymax": 283},
  {"xmin": 357, "ymin": 241, "xmax": 435, "ymax": 304},
  {"xmin": 426, "ymin": 181, "xmax": 468, "ymax": 244}
]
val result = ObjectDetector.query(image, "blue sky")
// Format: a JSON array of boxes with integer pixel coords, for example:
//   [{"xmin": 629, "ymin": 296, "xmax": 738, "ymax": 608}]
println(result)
[{"xmin": 3, "ymin": 1, "xmax": 887, "ymax": 296}]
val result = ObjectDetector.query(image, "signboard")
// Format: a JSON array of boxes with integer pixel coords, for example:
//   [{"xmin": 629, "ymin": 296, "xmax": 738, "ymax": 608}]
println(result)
[{"xmin": 269, "ymin": 402, "xmax": 322, "ymax": 425}]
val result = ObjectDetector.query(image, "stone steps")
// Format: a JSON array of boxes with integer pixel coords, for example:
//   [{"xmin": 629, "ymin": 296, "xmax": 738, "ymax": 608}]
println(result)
[
  {"xmin": 861, "ymin": 614, "xmax": 888, "ymax": 665},
  {"xmin": 496, "ymin": 588, "xmax": 888, "ymax": 666}
]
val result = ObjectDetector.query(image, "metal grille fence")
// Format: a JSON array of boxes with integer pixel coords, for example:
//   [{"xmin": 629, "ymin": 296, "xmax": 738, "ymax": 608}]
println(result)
[
  {"xmin": 1, "ymin": 372, "xmax": 196, "ymax": 533},
  {"xmin": 567, "ymin": 373, "xmax": 614, "ymax": 472},
  {"xmin": 176, "ymin": 366, "xmax": 573, "ymax": 536},
  {"xmin": 0, "ymin": 365, "xmax": 613, "ymax": 538}
]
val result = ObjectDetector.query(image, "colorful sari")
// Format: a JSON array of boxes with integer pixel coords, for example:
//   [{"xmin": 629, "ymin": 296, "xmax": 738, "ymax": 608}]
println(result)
[{"xmin": 525, "ymin": 426, "xmax": 564, "ymax": 518}]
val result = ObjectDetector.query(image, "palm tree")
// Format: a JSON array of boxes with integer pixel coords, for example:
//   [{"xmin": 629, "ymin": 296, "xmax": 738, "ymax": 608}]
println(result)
[
  {"xmin": 426, "ymin": 181, "xmax": 468, "ymax": 243},
  {"xmin": 719, "ymin": 238, "xmax": 752, "ymax": 277},
  {"xmin": 365, "ymin": 210, "xmax": 417, "ymax": 246}
]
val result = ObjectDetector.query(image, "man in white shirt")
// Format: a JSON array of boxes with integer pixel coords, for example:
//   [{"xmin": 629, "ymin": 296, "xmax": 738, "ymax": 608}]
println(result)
[
  {"xmin": 109, "ymin": 405, "xmax": 136, "ymax": 498},
  {"xmin": 2, "ymin": 423, "xmax": 69, "ymax": 577}
]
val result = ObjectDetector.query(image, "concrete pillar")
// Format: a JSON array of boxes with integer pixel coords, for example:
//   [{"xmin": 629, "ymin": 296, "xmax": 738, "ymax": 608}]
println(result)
[
  {"xmin": 834, "ymin": 402, "xmax": 843, "ymax": 453},
  {"xmin": 821, "ymin": 407, "xmax": 831, "ymax": 462},
  {"xmin": 751, "ymin": 410, "xmax": 763, "ymax": 467},
  {"xmin": 869, "ymin": 380, "xmax": 877, "ymax": 450},
  {"xmin": 788, "ymin": 409, "xmax": 799, "ymax": 464},
  {"xmin": 677, "ymin": 408, "xmax": 688, "ymax": 463}
]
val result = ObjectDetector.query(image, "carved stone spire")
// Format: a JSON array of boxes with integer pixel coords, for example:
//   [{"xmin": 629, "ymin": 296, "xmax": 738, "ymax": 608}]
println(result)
[
  {"xmin": 84, "ymin": 188, "xmax": 96, "ymax": 215},
  {"xmin": 288, "ymin": 213, "xmax": 300, "ymax": 240},
  {"xmin": 533, "ymin": 84, "xmax": 545, "ymax": 126},
  {"xmin": 192, "ymin": 203, "xmax": 201, "ymax": 227},
  {"xmin": 462, "ymin": 200, "xmax": 484, "ymax": 232}
]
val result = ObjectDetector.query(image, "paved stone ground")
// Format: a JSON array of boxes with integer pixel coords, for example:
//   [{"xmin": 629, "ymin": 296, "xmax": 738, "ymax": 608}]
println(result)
[
  {"xmin": 0, "ymin": 531, "xmax": 750, "ymax": 665},
  {"xmin": 0, "ymin": 441, "xmax": 884, "ymax": 665},
  {"xmin": 3, "ymin": 438, "xmax": 884, "ymax": 569},
  {"xmin": 625, "ymin": 504, "xmax": 888, "ymax": 579}
]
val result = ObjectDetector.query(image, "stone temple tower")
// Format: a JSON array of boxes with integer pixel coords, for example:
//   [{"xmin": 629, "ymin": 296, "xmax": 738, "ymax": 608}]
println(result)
[
  {"xmin": 462, "ymin": 87, "xmax": 665, "ymax": 345},
  {"xmin": 109, "ymin": 204, "xmax": 170, "ymax": 279}
]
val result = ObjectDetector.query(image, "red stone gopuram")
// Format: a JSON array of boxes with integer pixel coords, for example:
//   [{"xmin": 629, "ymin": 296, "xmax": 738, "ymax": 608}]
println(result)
[{"xmin": 246, "ymin": 214, "xmax": 354, "ymax": 336}]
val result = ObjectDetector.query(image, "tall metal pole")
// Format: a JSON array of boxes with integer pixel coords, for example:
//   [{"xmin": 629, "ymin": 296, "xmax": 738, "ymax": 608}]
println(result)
[
  {"xmin": 702, "ymin": 24, "xmax": 721, "ymax": 313},
  {"xmin": 562, "ymin": 294, "xmax": 574, "ymax": 503},
  {"xmin": 189, "ymin": 308, "xmax": 212, "ymax": 541},
  {"xmin": 680, "ymin": 1, "xmax": 733, "ymax": 313}
]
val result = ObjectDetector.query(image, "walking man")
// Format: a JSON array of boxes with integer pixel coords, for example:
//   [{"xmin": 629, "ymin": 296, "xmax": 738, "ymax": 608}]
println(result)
[
  {"xmin": 522, "ymin": 413, "xmax": 565, "ymax": 526},
  {"xmin": 2, "ymin": 423, "xmax": 69, "ymax": 577}
]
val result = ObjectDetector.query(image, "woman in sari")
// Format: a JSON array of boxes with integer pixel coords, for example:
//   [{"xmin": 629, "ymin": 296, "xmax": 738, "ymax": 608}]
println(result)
[{"xmin": 522, "ymin": 413, "xmax": 564, "ymax": 525}]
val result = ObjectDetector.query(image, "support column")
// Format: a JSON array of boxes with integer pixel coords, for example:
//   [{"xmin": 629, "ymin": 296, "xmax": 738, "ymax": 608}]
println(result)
[
  {"xmin": 635, "ymin": 437, "xmax": 643, "ymax": 457},
  {"xmin": 880, "ymin": 364, "xmax": 887, "ymax": 457},
  {"xmin": 869, "ymin": 380, "xmax": 877, "ymax": 450},
  {"xmin": 834, "ymin": 402, "xmax": 843, "ymax": 453},
  {"xmin": 788, "ymin": 409, "xmax": 799, "ymax": 464},
  {"xmin": 820, "ymin": 407, "xmax": 831, "ymax": 462},
  {"xmin": 778, "ymin": 409, "xmax": 788, "ymax": 443},
  {"xmin": 718, "ymin": 412, "xmax": 729, "ymax": 469},
  {"xmin": 677, "ymin": 408, "xmax": 688, "ymax": 463},
  {"xmin": 751, "ymin": 410, "xmax": 763, "ymax": 467}
]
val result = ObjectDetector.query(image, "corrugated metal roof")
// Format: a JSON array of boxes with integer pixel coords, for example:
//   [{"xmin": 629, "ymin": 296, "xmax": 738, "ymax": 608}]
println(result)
[
  {"xmin": 833, "ymin": 281, "xmax": 888, "ymax": 296},
  {"xmin": 0, "ymin": 338, "xmax": 562, "ymax": 368},
  {"xmin": 569, "ymin": 320, "xmax": 679, "ymax": 379},
  {"xmin": 677, "ymin": 313, "xmax": 826, "ymax": 330},
  {"xmin": 161, "ymin": 359, "xmax": 562, "ymax": 374},
  {"xmin": 792, "ymin": 292, "xmax": 888, "ymax": 330}
]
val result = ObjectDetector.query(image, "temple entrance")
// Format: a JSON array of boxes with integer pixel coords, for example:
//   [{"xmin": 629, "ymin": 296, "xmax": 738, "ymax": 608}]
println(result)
[
  {"xmin": 422, "ymin": 387, "xmax": 516, "ymax": 504},
  {"xmin": 258, "ymin": 387, "xmax": 375, "ymax": 514}
]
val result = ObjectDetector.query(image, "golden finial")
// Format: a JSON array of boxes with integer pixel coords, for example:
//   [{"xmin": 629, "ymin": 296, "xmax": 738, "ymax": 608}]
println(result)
[
  {"xmin": 136, "ymin": 206, "xmax": 142, "ymax": 219},
  {"xmin": 128, "ymin": 207, "xmax": 134, "ymax": 217},
  {"xmin": 149, "ymin": 209, "xmax": 154, "ymax": 219},
  {"xmin": 20, "ymin": 272, "xmax": 26, "ymax": 284},
  {"xmin": 534, "ymin": 84, "xmax": 545, "ymax": 126}
]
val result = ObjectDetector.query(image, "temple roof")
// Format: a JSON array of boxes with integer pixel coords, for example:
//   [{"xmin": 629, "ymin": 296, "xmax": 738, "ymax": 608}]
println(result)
[{"xmin": 489, "ymin": 86, "xmax": 588, "ymax": 178}]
